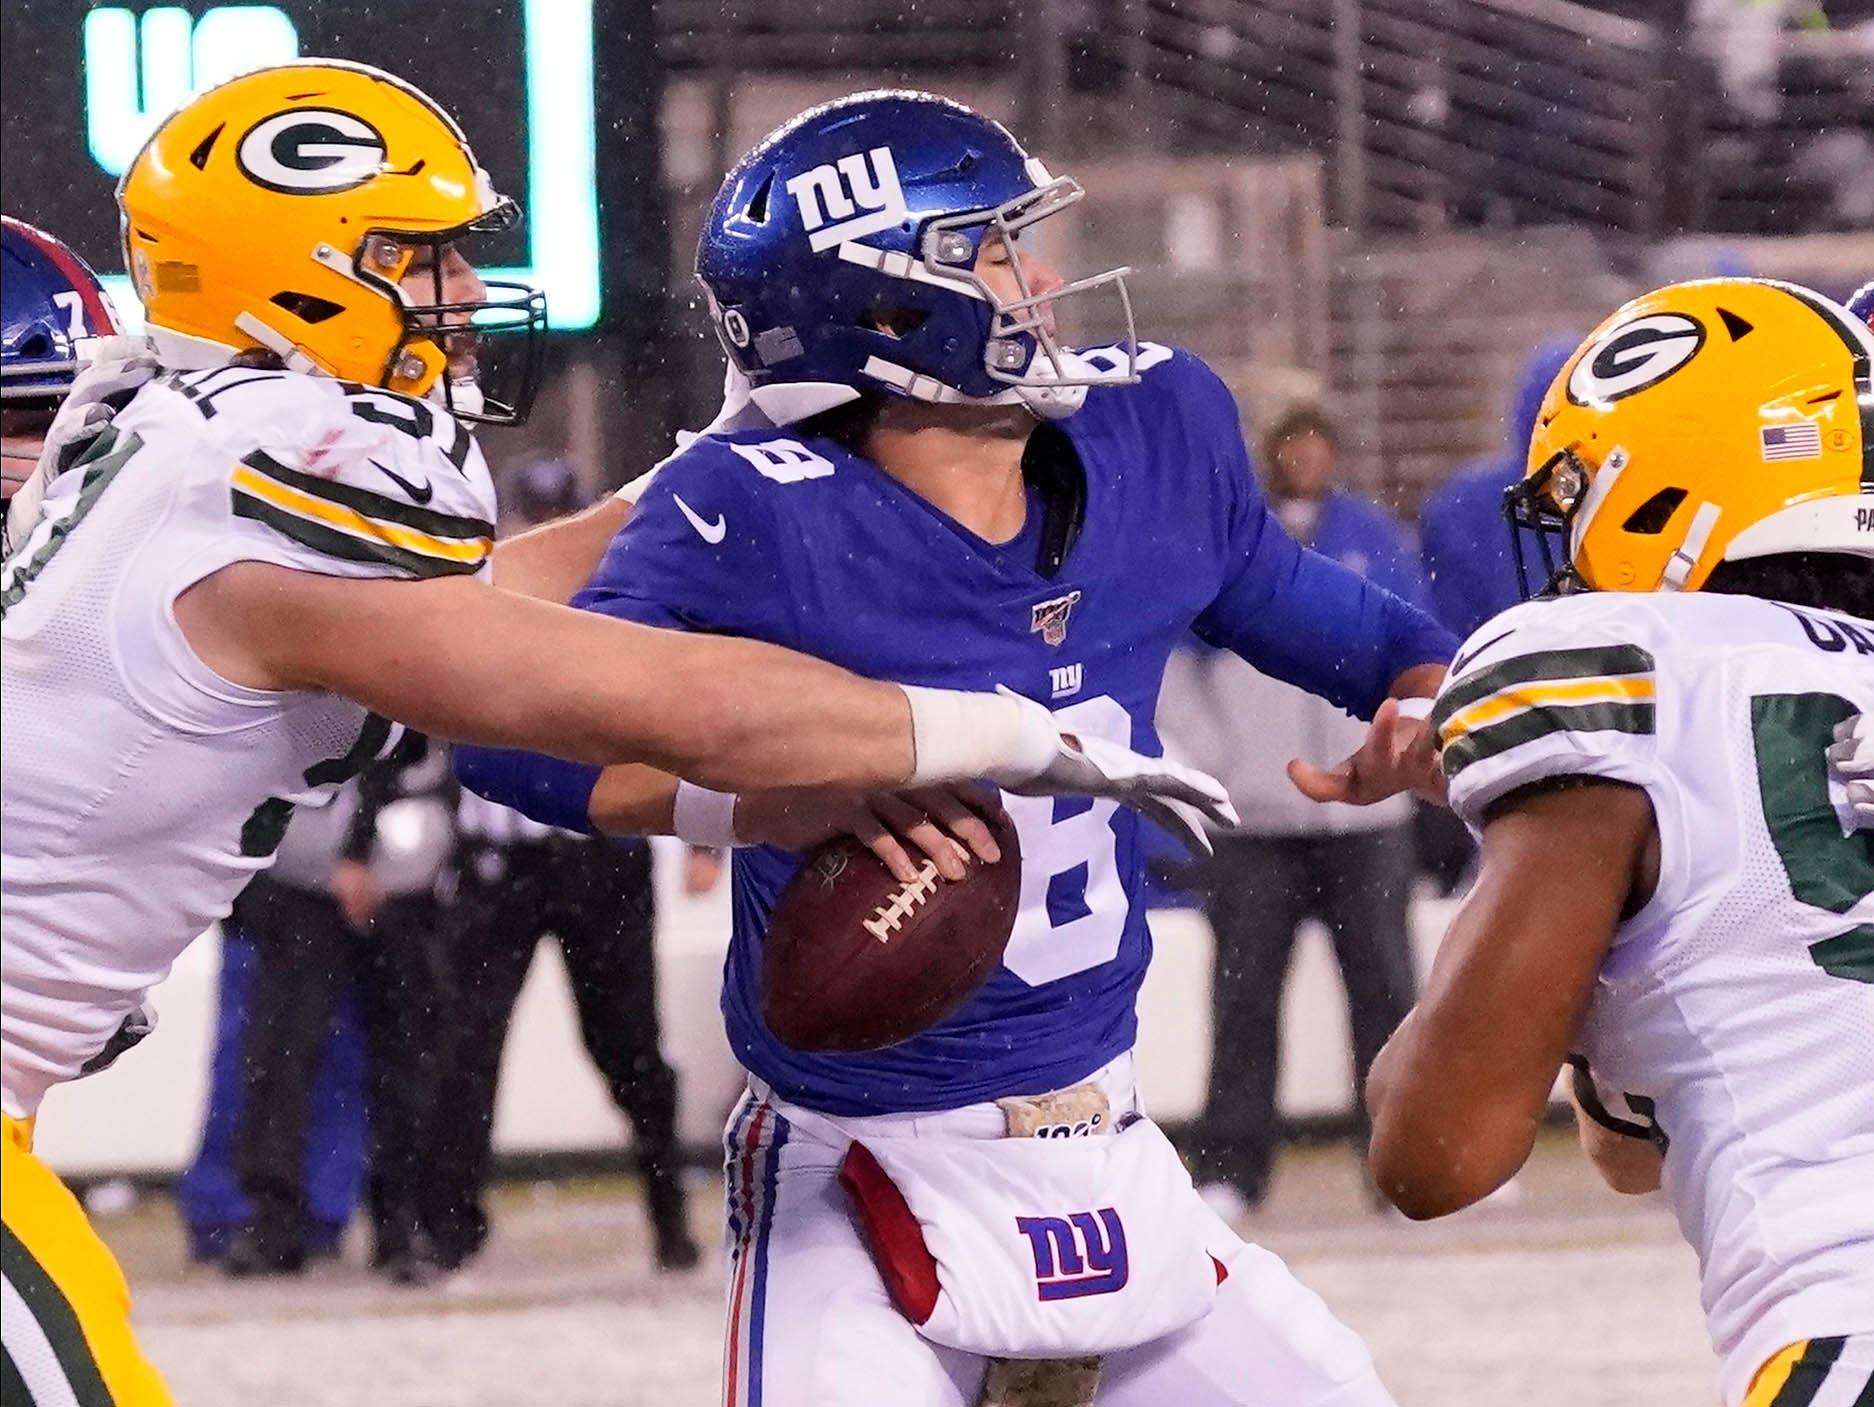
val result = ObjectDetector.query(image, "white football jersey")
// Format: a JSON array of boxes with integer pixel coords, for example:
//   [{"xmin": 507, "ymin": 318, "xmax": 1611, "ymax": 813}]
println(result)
[
  {"xmin": 1436, "ymin": 590, "xmax": 1874, "ymax": 1405},
  {"xmin": 0, "ymin": 368, "xmax": 495, "ymax": 1119}
]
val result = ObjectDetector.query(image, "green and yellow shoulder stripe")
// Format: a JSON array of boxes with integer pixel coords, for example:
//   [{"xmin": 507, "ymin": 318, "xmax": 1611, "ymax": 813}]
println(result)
[
  {"xmin": 230, "ymin": 450, "xmax": 493, "ymax": 579},
  {"xmin": 1432, "ymin": 642, "xmax": 1657, "ymax": 783}
]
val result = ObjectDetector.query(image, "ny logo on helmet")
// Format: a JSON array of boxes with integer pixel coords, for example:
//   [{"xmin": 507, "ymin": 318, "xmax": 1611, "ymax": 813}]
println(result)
[
  {"xmin": 785, "ymin": 146, "xmax": 908, "ymax": 253},
  {"xmin": 237, "ymin": 109, "xmax": 388, "ymax": 195}
]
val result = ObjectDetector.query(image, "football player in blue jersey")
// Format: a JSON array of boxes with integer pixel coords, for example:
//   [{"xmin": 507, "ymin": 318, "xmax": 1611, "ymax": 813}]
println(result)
[
  {"xmin": 456, "ymin": 92, "xmax": 1454, "ymax": 1406},
  {"xmin": 1848, "ymin": 279, "xmax": 1873, "ymax": 330},
  {"xmin": 0, "ymin": 217, "xmax": 140, "ymax": 542}
]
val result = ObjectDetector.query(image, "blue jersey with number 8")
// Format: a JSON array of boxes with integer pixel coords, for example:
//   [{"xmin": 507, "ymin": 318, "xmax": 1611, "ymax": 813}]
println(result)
[{"xmin": 572, "ymin": 345, "xmax": 1450, "ymax": 1113}]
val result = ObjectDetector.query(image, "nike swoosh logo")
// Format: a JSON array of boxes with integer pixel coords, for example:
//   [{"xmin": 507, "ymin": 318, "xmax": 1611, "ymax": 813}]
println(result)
[
  {"xmin": 1450, "ymin": 626, "xmax": 1517, "ymax": 677},
  {"xmin": 369, "ymin": 459, "xmax": 434, "ymax": 504},
  {"xmin": 672, "ymin": 493, "xmax": 726, "ymax": 545}
]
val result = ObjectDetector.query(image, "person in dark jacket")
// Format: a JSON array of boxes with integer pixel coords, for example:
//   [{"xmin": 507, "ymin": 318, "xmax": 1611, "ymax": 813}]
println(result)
[
  {"xmin": 220, "ymin": 734, "xmax": 454, "ymax": 1283},
  {"xmin": 177, "ymin": 940, "xmax": 366, "ymax": 1265},
  {"xmin": 420, "ymin": 458, "xmax": 700, "ymax": 1276}
]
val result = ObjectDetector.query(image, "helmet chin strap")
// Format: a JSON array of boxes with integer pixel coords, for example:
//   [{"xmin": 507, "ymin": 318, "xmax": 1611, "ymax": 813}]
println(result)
[
  {"xmin": 230, "ymin": 312, "xmax": 323, "ymax": 375},
  {"xmin": 1662, "ymin": 501, "xmax": 1723, "ymax": 591},
  {"xmin": 858, "ymin": 355, "xmax": 1088, "ymax": 420}
]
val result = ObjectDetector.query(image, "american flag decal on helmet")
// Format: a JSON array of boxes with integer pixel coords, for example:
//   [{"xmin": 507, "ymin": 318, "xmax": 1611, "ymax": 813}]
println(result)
[
  {"xmin": 1030, "ymin": 590, "xmax": 1082, "ymax": 647},
  {"xmin": 1760, "ymin": 421, "xmax": 1822, "ymax": 462}
]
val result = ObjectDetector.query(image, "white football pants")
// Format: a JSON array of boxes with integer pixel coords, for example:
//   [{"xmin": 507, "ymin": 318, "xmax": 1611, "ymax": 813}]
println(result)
[{"xmin": 719, "ymin": 1059, "xmax": 1397, "ymax": 1407}]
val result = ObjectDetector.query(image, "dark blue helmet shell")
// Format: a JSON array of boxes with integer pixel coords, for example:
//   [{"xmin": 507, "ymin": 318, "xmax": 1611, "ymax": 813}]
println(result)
[
  {"xmin": 695, "ymin": 91, "xmax": 1134, "ymax": 414},
  {"xmin": 1847, "ymin": 280, "xmax": 1874, "ymax": 330},
  {"xmin": 2, "ymin": 216, "xmax": 120, "ymax": 405}
]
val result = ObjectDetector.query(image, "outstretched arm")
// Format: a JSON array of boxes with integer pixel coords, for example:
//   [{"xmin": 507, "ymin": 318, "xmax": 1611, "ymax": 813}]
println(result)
[
  {"xmin": 178, "ymin": 562, "xmax": 923, "ymax": 791},
  {"xmin": 178, "ymin": 562, "xmax": 1234, "ymax": 820},
  {"xmin": 1366, "ymin": 778, "xmax": 1656, "ymax": 1218}
]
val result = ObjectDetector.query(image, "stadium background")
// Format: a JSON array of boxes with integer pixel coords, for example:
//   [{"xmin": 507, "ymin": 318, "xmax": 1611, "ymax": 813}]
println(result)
[{"xmin": 1, "ymin": 3, "xmax": 1870, "ymax": 1403}]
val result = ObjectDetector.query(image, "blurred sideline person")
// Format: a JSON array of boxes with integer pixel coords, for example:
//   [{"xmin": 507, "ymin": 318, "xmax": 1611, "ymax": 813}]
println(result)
[
  {"xmin": 0, "ymin": 66, "xmax": 1223, "ymax": 1407},
  {"xmin": 177, "ymin": 929, "xmax": 368, "ymax": 1266},
  {"xmin": 222, "ymin": 735, "xmax": 454, "ymax": 1283},
  {"xmin": 1415, "ymin": 339, "xmax": 1577, "ymax": 888},
  {"xmin": 458, "ymin": 91, "xmax": 1459, "ymax": 1407},
  {"xmin": 1162, "ymin": 404, "xmax": 1428, "ymax": 1215},
  {"xmin": 1418, "ymin": 338, "xmax": 1577, "ymax": 640},
  {"xmin": 423, "ymin": 460, "xmax": 697, "ymax": 1276},
  {"xmin": 433, "ymin": 792, "xmax": 699, "ymax": 1273},
  {"xmin": 1368, "ymin": 280, "xmax": 1874, "ymax": 1407}
]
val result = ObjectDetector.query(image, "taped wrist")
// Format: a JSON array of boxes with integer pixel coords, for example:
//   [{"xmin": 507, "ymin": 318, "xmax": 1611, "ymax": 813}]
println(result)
[{"xmin": 901, "ymin": 685, "xmax": 1057, "ymax": 785}]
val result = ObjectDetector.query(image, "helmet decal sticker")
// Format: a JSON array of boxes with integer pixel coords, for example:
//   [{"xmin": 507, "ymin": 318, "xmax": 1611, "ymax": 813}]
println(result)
[
  {"xmin": 236, "ymin": 109, "xmax": 388, "ymax": 195},
  {"xmin": 786, "ymin": 145, "xmax": 908, "ymax": 252},
  {"xmin": 1567, "ymin": 312, "xmax": 1706, "ymax": 406}
]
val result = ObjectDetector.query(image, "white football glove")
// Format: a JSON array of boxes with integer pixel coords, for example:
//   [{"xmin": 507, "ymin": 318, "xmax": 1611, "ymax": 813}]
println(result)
[
  {"xmin": 990, "ymin": 688, "xmax": 1238, "ymax": 856},
  {"xmin": 3, "ymin": 342, "xmax": 161, "ymax": 560},
  {"xmin": 1828, "ymin": 713, "xmax": 1874, "ymax": 828}
]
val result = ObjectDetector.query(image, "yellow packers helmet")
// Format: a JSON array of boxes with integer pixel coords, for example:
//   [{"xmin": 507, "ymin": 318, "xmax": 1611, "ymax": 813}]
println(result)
[
  {"xmin": 1507, "ymin": 278, "xmax": 1873, "ymax": 595},
  {"xmin": 118, "ymin": 60, "xmax": 544, "ymax": 424}
]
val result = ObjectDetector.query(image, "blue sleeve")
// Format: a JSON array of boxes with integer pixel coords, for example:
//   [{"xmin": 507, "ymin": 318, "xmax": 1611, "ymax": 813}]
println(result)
[
  {"xmin": 1180, "ymin": 367, "xmax": 1457, "ymax": 717},
  {"xmin": 454, "ymin": 440, "xmax": 794, "ymax": 827},
  {"xmin": 451, "ymin": 747, "xmax": 601, "ymax": 834},
  {"xmin": 571, "ymin": 442, "xmax": 798, "ymax": 642}
]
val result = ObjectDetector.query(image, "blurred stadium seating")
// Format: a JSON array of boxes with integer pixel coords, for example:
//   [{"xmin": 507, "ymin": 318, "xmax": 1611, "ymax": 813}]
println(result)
[{"xmin": 651, "ymin": 0, "xmax": 1870, "ymax": 512}]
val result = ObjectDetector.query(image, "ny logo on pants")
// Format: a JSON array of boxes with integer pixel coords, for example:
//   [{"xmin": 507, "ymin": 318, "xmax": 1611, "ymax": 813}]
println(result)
[{"xmin": 1014, "ymin": 1208, "xmax": 1129, "ymax": 1300}]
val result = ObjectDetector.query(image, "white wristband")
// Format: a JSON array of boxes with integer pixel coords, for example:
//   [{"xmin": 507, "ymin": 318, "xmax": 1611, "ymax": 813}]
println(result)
[
  {"xmin": 901, "ymin": 684, "xmax": 1057, "ymax": 785},
  {"xmin": 673, "ymin": 780, "xmax": 738, "ymax": 847}
]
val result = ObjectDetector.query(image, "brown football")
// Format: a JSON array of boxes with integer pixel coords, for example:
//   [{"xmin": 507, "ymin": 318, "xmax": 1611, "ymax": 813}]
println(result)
[{"xmin": 762, "ymin": 813, "xmax": 1023, "ymax": 1052}]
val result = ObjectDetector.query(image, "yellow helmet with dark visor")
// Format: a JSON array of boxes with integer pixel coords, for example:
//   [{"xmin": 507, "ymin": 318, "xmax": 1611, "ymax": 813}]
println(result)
[
  {"xmin": 118, "ymin": 60, "xmax": 544, "ymax": 424},
  {"xmin": 1508, "ymin": 278, "xmax": 1873, "ymax": 596}
]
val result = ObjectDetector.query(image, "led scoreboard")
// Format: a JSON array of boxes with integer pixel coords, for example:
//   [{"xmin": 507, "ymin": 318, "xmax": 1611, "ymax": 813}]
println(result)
[{"xmin": 0, "ymin": 1, "xmax": 656, "ymax": 334}]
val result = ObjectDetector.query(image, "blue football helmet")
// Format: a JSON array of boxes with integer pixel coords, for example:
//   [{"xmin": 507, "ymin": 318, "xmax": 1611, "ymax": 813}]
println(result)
[
  {"xmin": 1848, "ymin": 280, "xmax": 1873, "ymax": 330},
  {"xmin": 2, "ymin": 216, "xmax": 121, "ymax": 406},
  {"xmin": 695, "ymin": 91, "xmax": 1137, "ymax": 421}
]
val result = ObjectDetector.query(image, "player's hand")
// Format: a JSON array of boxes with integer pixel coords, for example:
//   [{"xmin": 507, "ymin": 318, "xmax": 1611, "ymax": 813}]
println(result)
[
  {"xmin": 331, "ymin": 859, "xmax": 381, "ymax": 929},
  {"xmin": 1288, "ymin": 697, "xmax": 1446, "ymax": 809},
  {"xmin": 992, "ymin": 691, "xmax": 1235, "ymax": 857},
  {"xmin": 734, "ymin": 782, "xmax": 1006, "ymax": 884},
  {"xmin": 4, "ymin": 343, "xmax": 160, "ymax": 559},
  {"xmin": 1828, "ymin": 713, "xmax": 1874, "ymax": 828}
]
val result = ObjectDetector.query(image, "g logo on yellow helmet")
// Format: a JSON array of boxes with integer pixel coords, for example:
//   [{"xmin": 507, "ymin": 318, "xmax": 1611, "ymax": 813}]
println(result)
[
  {"xmin": 1566, "ymin": 312, "xmax": 1706, "ymax": 406},
  {"xmin": 235, "ymin": 109, "xmax": 388, "ymax": 195}
]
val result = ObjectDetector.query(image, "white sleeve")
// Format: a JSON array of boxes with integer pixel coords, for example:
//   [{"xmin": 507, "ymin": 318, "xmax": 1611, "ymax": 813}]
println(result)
[
  {"xmin": 211, "ymin": 380, "xmax": 496, "ymax": 583},
  {"xmin": 1432, "ymin": 596, "xmax": 1664, "ymax": 829},
  {"xmin": 106, "ymin": 373, "xmax": 498, "ymax": 730}
]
